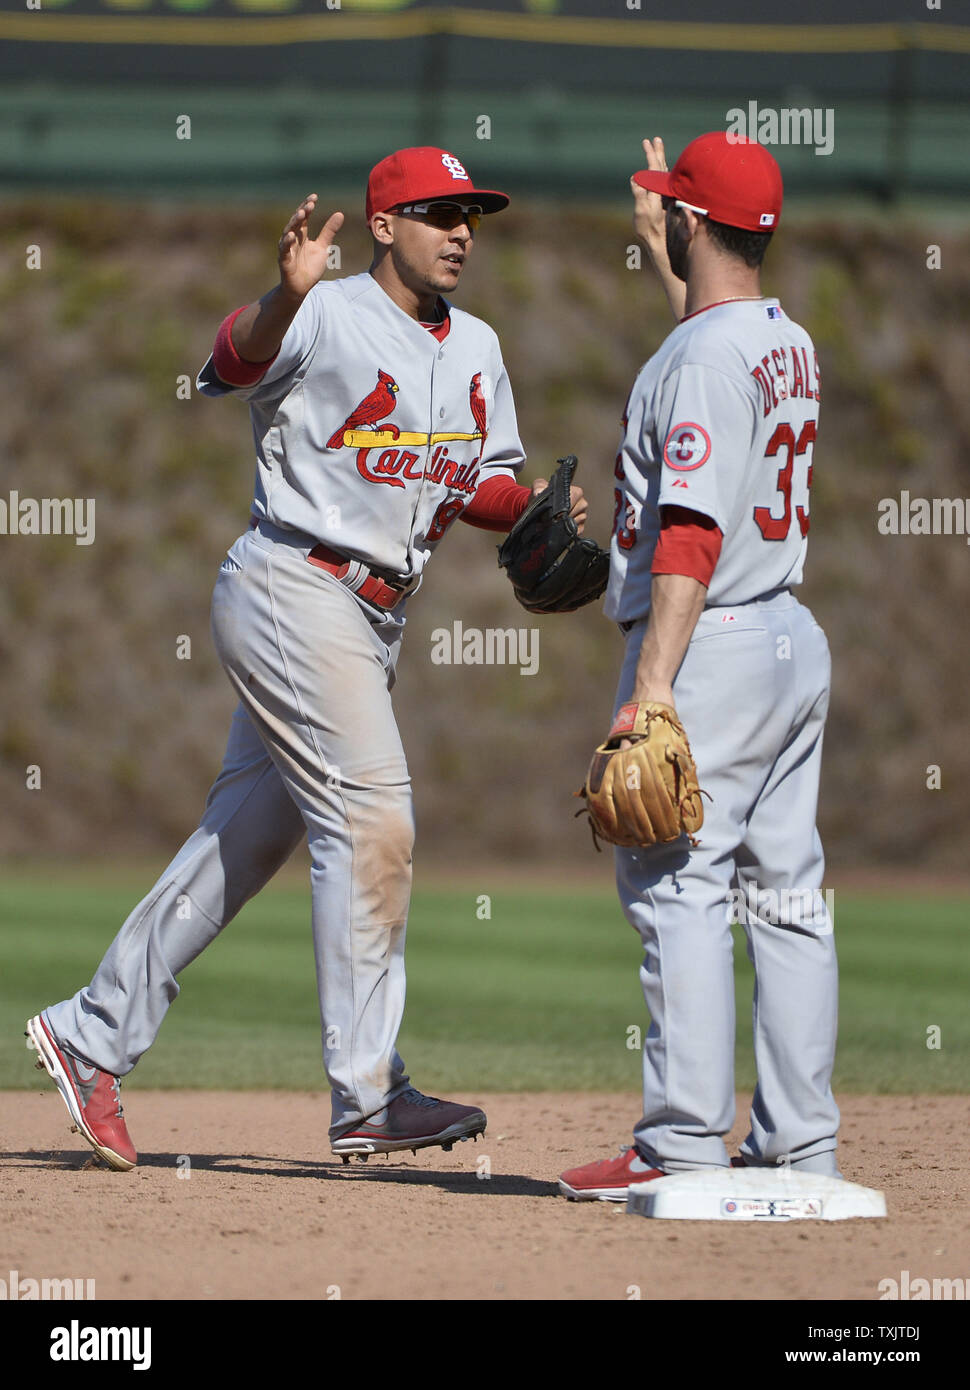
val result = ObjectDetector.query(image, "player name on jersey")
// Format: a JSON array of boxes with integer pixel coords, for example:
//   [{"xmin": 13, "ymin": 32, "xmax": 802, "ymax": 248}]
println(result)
[{"xmin": 751, "ymin": 343, "xmax": 821, "ymax": 418}]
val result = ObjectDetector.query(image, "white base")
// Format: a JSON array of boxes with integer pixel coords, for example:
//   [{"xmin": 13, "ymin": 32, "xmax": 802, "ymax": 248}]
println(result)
[{"xmin": 627, "ymin": 1168, "xmax": 887, "ymax": 1222}]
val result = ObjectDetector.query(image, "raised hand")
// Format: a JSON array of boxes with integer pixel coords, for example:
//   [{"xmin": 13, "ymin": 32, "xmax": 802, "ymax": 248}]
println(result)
[
  {"xmin": 630, "ymin": 137, "xmax": 686, "ymax": 321},
  {"xmin": 631, "ymin": 137, "xmax": 668, "ymax": 250},
  {"xmin": 278, "ymin": 194, "xmax": 345, "ymax": 302}
]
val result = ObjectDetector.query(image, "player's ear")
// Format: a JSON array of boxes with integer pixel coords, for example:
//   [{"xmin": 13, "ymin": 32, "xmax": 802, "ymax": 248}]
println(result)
[
  {"xmin": 681, "ymin": 208, "xmax": 703, "ymax": 238},
  {"xmin": 370, "ymin": 211, "xmax": 395, "ymax": 247}
]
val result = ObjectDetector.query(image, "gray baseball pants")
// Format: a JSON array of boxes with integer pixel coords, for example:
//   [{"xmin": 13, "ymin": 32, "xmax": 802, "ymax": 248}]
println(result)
[
  {"xmin": 45, "ymin": 524, "xmax": 416, "ymax": 1138},
  {"xmin": 614, "ymin": 591, "xmax": 840, "ymax": 1175}
]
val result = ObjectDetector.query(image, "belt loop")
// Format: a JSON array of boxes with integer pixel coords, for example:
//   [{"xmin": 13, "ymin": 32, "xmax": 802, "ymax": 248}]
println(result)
[
  {"xmin": 339, "ymin": 559, "xmax": 367, "ymax": 592},
  {"xmin": 306, "ymin": 542, "xmax": 410, "ymax": 611}
]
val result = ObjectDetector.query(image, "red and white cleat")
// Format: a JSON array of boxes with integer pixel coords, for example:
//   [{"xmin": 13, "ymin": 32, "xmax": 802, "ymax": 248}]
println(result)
[
  {"xmin": 559, "ymin": 1146, "xmax": 665, "ymax": 1202},
  {"xmin": 26, "ymin": 1014, "xmax": 136, "ymax": 1171}
]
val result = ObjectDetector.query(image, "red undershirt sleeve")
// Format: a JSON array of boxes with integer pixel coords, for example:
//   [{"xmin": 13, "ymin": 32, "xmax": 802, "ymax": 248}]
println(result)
[
  {"xmin": 212, "ymin": 306, "xmax": 280, "ymax": 388},
  {"xmin": 460, "ymin": 474, "xmax": 532, "ymax": 532},
  {"xmin": 651, "ymin": 505, "xmax": 724, "ymax": 586}
]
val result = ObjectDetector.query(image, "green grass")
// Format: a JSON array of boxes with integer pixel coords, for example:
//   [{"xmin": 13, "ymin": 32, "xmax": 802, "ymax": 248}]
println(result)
[{"xmin": 1, "ymin": 873, "xmax": 967, "ymax": 1094}]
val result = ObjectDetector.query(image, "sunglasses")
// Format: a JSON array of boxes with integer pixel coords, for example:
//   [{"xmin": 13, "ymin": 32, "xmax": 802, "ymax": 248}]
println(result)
[{"xmin": 398, "ymin": 202, "xmax": 483, "ymax": 232}]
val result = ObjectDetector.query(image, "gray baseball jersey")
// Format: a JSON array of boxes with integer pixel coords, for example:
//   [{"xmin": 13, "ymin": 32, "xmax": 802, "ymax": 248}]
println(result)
[
  {"xmin": 605, "ymin": 297, "xmax": 820, "ymax": 621},
  {"xmin": 198, "ymin": 270, "xmax": 524, "ymax": 581}
]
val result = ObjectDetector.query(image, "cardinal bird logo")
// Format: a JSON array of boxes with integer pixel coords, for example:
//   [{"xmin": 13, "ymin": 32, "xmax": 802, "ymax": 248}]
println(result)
[
  {"xmin": 469, "ymin": 372, "xmax": 488, "ymax": 453},
  {"xmin": 327, "ymin": 369, "xmax": 400, "ymax": 450}
]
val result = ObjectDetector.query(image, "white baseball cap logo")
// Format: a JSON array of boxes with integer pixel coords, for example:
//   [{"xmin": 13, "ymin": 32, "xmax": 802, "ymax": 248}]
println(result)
[
  {"xmin": 441, "ymin": 152, "xmax": 471, "ymax": 182},
  {"xmin": 663, "ymin": 422, "xmax": 712, "ymax": 471}
]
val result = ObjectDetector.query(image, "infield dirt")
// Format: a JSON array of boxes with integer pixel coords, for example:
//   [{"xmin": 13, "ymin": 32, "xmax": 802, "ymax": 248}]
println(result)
[{"xmin": 2, "ymin": 1090, "xmax": 967, "ymax": 1301}]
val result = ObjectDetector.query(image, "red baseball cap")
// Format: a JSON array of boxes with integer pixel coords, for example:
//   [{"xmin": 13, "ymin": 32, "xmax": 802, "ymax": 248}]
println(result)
[
  {"xmin": 365, "ymin": 147, "xmax": 510, "ymax": 221},
  {"xmin": 633, "ymin": 131, "xmax": 783, "ymax": 232}
]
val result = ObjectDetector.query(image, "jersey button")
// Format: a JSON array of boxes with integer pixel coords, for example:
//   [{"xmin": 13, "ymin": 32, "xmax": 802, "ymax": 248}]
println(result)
[
  {"xmin": 438, "ymin": 407, "xmax": 445, "ymax": 418},
  {"xmin": 438, "ymin": 349, "xmax": 445, "ymax": 360}
]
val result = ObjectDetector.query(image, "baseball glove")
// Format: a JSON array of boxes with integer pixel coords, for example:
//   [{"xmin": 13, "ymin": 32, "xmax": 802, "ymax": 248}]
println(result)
[
  {"xmin": 577, "ymin": 701, "xmax": 705, "ymax": 849},
  {"xmin": 496, "ymin": 455, "xmax": 609, "ymax": 614}
]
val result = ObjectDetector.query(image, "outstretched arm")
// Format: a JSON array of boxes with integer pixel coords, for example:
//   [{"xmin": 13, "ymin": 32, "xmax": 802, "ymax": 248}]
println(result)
[
  {"xmin": 230, "ymin": 194, "xmax": 344, "ymax": 363},
  {"xmin": 459, "ymin": 474, "xmax": 588, "ymax": 533}
]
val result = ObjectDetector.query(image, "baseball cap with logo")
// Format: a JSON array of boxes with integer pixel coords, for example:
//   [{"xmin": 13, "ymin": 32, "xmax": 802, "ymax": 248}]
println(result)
[
  {"xmin": 633, "ymin": 131, "xmax": 783, "ymax": 232},
  {"xmin": 365, "ymin": 147, "xmax": 510, "ymax": 221}
]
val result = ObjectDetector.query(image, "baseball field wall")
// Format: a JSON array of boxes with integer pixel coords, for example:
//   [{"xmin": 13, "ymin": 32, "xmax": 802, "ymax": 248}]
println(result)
[{"xmin": 0, "ymin": 2, "xmax": 967, "ymax": 200}]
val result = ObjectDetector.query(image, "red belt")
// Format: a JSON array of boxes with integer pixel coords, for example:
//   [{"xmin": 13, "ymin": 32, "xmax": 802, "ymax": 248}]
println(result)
[
  {"xmin": 306, "ymin": 543, "xmax": 409, "ymax": 611},
  {"xmin": 247, "ymin": 517, "xmax": 409, "ymax": 611}
]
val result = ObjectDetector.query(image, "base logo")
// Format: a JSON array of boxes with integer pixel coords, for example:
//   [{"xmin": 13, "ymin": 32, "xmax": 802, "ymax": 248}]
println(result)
[{"xmin": 721, "ymin": 1196, "xmax": 823, "ymax": 1220}]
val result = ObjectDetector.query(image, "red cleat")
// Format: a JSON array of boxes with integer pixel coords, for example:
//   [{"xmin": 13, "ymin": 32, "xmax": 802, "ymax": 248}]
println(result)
[
  {"xmin": 559, "ymin": 1147, "xmax": 665, "ymax": 1202},
  {"xmin": 26, "ymin": 1014, "xmax": 136, "ymax": 1171}
]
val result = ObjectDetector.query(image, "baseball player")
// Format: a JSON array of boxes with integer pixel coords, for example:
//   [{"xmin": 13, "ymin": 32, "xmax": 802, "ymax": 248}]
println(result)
[
  {"xmin": 560, "ymin": 133, "xmax": 839, "ymax": 1200},
  {"xmin": 26, "ymin": 146, "xmax": 586, "ymax": 1171}
]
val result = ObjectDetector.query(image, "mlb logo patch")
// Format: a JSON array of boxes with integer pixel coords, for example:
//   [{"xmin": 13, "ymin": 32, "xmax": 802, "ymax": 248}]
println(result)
[
  {"xmin": 766, "ymin": 305, "xmax": 782, "ymax": 320},
  {"xmin": 759, "ymin": 213, "xmax": 775, "ymax": 226}
]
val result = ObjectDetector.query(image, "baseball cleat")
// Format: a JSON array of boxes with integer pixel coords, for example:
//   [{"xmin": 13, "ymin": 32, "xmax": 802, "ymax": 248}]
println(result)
[
  {"xmin": 25, "ymin": 1014, "xmax": 137, "ymax": 1172},
  {"xmin": 332, "ymin": 1086, "xmax": 486, "ymax": 1158},
  {"xmin": 559, "ymin": 1147, "xmax": 665, "ymax": 1202}
]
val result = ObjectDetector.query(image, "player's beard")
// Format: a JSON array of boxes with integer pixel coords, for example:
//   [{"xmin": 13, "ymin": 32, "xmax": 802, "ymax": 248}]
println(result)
[
  {"xmin": 392, "ymin": 239, "xmax": 464, "ymax": 306},
  {"xmin": 666, "ymin": 211, "xmax": 690, "ymax": 283}
]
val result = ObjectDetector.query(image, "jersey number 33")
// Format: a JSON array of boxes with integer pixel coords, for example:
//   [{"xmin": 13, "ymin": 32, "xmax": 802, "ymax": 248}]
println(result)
[{"xmin": 754, "ymin": 418, "xmax": 817, "ymax": 541}]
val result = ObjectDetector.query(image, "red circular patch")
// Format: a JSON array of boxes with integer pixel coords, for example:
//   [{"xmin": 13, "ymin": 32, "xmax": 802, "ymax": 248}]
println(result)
[{"xmin": 663, "ymin": 422, "xmax": 712, "ymax": 471}]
